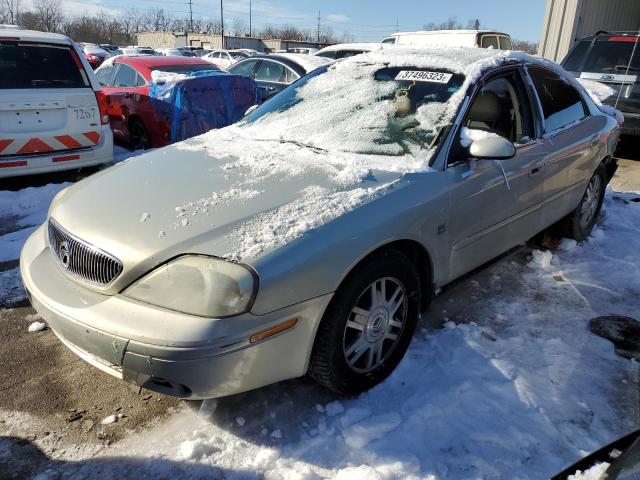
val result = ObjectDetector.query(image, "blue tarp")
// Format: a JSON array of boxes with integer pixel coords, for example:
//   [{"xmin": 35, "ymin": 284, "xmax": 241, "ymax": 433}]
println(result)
[{"xmin": 149, "ymin": 70, "xmax": 258, "ymax": 143}]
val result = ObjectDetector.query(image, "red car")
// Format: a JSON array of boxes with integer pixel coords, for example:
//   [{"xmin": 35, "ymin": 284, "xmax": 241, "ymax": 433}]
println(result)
[
  {"xmin": 78, "ymin": 43, "xmax": 110, "ymax": 69},
  {"xmin": 94, "ymin": 57, "xmax": 229, "ymax": 149}
]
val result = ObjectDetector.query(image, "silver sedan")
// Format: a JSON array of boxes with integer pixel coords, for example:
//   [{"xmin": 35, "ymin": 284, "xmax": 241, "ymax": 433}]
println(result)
[{"xmin": 20, "ymin": 47, "xmax": 621, "ymax": 399}]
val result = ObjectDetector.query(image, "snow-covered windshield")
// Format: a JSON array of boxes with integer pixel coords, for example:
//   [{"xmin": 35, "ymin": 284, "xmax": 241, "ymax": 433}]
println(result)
[{"xmin": 244, "ymin": 61, "xmax": 465, "ymax": 157}]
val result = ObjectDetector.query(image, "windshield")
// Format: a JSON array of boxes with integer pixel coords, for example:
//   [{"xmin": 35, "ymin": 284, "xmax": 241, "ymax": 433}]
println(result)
[
  {"xmin": 245, "ymin": 64, "xmax": 465, "ymax": 156},
  {"xmin": 150, "ymin": 64, "xmax": 221, "ymax": 74},
  {"xmin": 564, "ymin": 38, "xmax": 640, "ymax": 74}
]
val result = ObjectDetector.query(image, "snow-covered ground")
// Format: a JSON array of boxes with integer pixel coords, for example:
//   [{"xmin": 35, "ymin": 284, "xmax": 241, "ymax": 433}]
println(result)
[{"xmin": 1, "ymin": 146, "xmax": 639, "ymax": 479}]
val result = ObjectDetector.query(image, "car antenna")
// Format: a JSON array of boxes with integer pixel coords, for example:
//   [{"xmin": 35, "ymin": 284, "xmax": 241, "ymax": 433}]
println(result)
[{"xmin": 615, "ymin": 26, "xmax": 640, "ymax": 109}]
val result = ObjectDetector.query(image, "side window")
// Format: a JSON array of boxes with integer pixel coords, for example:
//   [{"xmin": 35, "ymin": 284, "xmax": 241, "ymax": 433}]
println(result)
[
  {"xmin": 230, "ymin": 60, "xmax": 259, "ymax": 77},
  {"xmin": 135, "ymin": 73, "xmax": 146, "ymax": 86},
  {"xmin": 113, "ymin": 64, "xmax": 138, "ymax": 88},
  {"xmin": 95, "ymin": 65, "xmax": 115, "ymax": 86},
  {"xmin": 285, "ymin": 67, "xmax": 299, "ymax": 84},
  {"xmin": 527, "ymin": 66, "xmax": 587, "ymax": 134},
  {"xmin": 481, "ymin": 35, "xmax": 499, "ymax": 49},
  {"xmin": 255, "ymin": 61, "xmax": 286, "ymax": 83},
  {"xmin": 462, "ymin": 72, "xmax": 534, "ymax": 144},
  {"xmin": 499, "ymin": 36, "xmax": 512, "ymax": 50}
]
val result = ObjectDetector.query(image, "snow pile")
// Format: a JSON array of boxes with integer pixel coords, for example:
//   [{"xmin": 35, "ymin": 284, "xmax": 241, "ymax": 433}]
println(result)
[
  {"xmin": 567, "ymin": 462, "xmax": 610, "ymax": 480},
  {"xmin": 529, "ymin": 249, "xmax": 553, "ymax": 269},
  {"xmin": 27, "ymin": 321, "xmax": 46, "ymax": 332},
  {"xmin": 577, "ymin": 79, "xmax": 624, "ymax": 123},
  {"xmin": 459, "ymin": 126, "xmax": 500, "ymax": 147},
  {"xmin": 578, "ymin": 79, "xmax": 616, "ymax": 104},
  {"xmin": 150, "ymin": 70, "xmax": 194, "ymax": 85}
]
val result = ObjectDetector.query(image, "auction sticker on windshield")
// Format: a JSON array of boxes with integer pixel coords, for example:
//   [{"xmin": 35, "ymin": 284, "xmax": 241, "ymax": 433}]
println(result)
[{"xmin": 395, "ymin": 71, "xmax": 453, "ymax": 83}]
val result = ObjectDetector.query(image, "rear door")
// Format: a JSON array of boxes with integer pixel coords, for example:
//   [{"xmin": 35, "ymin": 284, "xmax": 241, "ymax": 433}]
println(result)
[
  {"xmin": 563, "ymin": 36, "xmax": 640, "ymax": 117},
  {"xmin": 0, "ymin": 40, "xmax": 103, "ymax": 157},
  {"xmin": 525, "ymin": 65, "xmax": 603, "ymax": 227},
  {"xmin": 103, "ymin": 63, "xmax": 147, "ymax": 140}
]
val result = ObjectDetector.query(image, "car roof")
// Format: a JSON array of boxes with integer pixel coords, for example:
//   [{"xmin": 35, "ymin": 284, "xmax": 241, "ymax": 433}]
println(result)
[
  {"xmin": 391, "ymin": 29, "xmax": 510, "ymax": 37},
  {"xmin": 116, "ymin": 56, "xmax": 212, "ymax": 68},
  {"xmin": 0, "ymin": 28, "xmax": 71, "ymax": 45},
  {"xmin": 243, "ymin": 53, "xmax": 332, "ymax": 73}
]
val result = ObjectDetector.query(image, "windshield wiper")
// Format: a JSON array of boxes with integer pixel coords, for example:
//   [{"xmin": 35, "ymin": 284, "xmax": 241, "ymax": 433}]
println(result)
[{"xmin": 614, "ymin": 64, "xmax": 640, "ymax": 72}]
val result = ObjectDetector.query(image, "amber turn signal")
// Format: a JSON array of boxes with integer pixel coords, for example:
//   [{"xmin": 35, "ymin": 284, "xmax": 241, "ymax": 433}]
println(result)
[{"xmin": 250, "ymin": 318, "xmax": 298, "ymax": 344}]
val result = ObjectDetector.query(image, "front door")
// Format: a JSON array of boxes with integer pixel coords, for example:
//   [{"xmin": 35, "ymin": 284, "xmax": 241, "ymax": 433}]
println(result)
[{"xmin": 446, "ymin": 68, "xmax": 546, "ymax": 280}]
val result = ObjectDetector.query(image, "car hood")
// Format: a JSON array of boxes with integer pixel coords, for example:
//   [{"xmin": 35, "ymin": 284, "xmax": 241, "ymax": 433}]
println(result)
[{"xmin": 49, "ymin": 136, "xmax": 406, "ymax": 293}]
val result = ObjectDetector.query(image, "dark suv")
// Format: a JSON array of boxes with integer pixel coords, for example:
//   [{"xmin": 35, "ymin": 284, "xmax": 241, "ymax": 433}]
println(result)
[{"xmin": 563, "ymin": 31, "xmax": 640, "ymax": 135}]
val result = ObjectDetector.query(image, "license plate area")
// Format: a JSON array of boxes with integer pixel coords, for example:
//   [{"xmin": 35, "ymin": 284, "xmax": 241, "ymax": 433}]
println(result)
[{"xmin": 0, "ymin": 107, "xmax": 67, "ymax": 133}]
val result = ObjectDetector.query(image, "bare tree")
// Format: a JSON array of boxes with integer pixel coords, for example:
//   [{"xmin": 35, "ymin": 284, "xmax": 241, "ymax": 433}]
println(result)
[
  {"xmin": 423, "ymin": 17, "xmax": 466, "ymax": 31},
  {"xmin": 4, "ymin": 0, "xmax": 20, "ymax": 24},
  {"xmin": 33, "ymin": 0, "xmax": 63, "ymax": 32},
  {"xmin": 511, "ymin": 39, "xmax": 538, "ymax": 54},
  {"xmin": 231, "ymin": 17, "xmax": 247, "ymax": 36}
]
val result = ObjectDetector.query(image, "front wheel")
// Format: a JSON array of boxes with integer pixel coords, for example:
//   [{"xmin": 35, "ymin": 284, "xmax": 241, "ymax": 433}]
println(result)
[
  {"xmin": 556, "ymin": 164, "xmax": 607, "ymax": 241},
  {"xmin": 308, "ymin": 250, "xmax": 421, "ymax": 395}
]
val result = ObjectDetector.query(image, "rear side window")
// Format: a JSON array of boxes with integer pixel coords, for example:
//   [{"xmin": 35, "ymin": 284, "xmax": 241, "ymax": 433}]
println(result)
[
  {"xmin": 229, "ymin": 60, "xmax": 260, "ymax": 77},
  {"xmin": 0, "ymin": 42, "xmax": 89, "ymax": 89},
  {"xmin": 480, "ymin": 35, "xmax": 499, "ymax": 49},
  {"xmin": 499, "ymin": 36, "xmax": 512, "ymax": 50},
  {"xmin": 528, "ymin": 66, "xmax": 587, "ymax": 133},
  {"xmin": 96, "ymin": 65, "xmax": 116, "ymax": 86},
  {"xmin": 114, "ymin": 64, "xmax": 138, "ymax": 87},
  {"xmin": 255, "ymin": 61, "xmax": 286, "ymax": 82}
]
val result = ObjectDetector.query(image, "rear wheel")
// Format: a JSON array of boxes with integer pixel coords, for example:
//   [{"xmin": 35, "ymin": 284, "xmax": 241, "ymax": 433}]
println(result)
[
  {"xmin": 309, "ymin": 250, "xmax": 421, "ymax": 395},
  {"xmin": 556, "ymin": 164, "xmax": 607, "ymax": 241},
  {"xmin": 129, "ymin": 118, "xmax": 150, "ymax": 150}
]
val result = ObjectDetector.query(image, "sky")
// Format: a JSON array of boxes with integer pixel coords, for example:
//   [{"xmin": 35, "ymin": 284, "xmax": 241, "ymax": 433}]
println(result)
[{"xmin": 54, "ymin": 0, "xmax": 548, "ymax": 43}]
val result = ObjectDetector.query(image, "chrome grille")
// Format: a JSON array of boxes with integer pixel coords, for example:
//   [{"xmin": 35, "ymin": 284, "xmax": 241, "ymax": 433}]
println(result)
[{"xmin": 48, "ymin": 219, "xmax": 123, "ymax": 287}]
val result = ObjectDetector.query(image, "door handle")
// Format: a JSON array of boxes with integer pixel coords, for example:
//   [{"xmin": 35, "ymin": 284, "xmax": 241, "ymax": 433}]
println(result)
[{"xmin": 529, "ymin": 163, "xmax": 545, "ymax": 176}]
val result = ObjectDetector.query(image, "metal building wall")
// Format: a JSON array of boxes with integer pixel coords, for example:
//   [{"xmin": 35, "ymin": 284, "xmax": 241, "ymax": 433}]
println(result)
[{"xmin": 539, "ymin": 0, "xmax": 640, "ymax": 63}]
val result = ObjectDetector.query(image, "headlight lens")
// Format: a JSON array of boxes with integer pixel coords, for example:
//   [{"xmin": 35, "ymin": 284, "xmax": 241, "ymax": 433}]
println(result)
[{"xmin": 124, "ymin": 255, "xmax": 256, "ymax": 317}]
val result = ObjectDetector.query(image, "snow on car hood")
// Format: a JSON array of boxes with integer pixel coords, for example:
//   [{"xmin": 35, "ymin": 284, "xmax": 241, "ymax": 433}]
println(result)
[{"xmin": 51, "ymin": 47, "xmax": 541, "ymax": 277}]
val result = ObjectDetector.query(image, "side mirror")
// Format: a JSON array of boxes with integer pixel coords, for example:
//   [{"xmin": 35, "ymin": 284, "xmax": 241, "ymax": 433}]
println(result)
[
  {"xmin": 469, "ymin": 136, "xmax": 516, "ymax": 160},
  {"xmin": 244, "ymin": 104, "xmax": 258, "ymax": 117}
]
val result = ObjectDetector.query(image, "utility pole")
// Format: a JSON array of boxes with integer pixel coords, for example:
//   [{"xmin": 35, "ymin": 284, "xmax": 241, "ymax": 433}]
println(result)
[
  {"xmin": 317, "ymin": 10, "xmax": 320, "ymax": 45},
  {"xmin": 249, "ymin": 0, "xmax": 252, "ymax": 37},
  {"xmin": 220, "ymin": 0, "xmax": 224, "ymax": 49},
  {"xmin": 395, "ymin": 17, "xmax": 399, "ymax": 33},
  {"xmin": 188, "ymin": 0, "xmax": 193, "ymax": 32}
]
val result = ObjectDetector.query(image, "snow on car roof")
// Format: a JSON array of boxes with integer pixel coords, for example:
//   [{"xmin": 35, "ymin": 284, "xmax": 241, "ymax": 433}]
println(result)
[{"xmin": 271, "ymin": 52, "xmax": 333, "ymax": 72}]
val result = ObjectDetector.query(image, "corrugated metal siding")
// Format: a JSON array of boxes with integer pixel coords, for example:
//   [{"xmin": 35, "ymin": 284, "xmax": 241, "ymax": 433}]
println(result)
[
  {"xmin": 576, "ymin": 0, "xmax": 640, "ymax": 38},
  {"xmin": 539, "ymin": 0, "xmax": 640, "ymax": 62}
]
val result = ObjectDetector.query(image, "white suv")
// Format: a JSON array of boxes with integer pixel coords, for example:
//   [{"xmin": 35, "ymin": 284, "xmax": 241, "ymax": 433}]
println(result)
[{"xmin": 0, "ymin": 28, "xmax": 113, "ymax": 178}]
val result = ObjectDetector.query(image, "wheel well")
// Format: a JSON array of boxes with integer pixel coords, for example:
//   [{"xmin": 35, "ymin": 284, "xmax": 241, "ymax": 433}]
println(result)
[{"xmin": 348, "ymin": 240, "xmax": 434, "ymax": 311}]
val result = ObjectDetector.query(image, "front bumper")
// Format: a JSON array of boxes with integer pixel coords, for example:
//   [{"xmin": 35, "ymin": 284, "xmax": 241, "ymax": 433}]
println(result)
[{"xmin": 20, "ymin": 225, "xmax": 332, "ymax": 399}]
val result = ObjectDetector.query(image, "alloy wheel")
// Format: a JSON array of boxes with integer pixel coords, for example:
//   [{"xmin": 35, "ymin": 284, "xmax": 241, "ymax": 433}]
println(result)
[
  {"xmin": 580, "ymin": 174, "xmax": 602, "ymax": 230},
  {"xmin": 342, "ymin": 277, "xmax": 408, "ymax": 373}
]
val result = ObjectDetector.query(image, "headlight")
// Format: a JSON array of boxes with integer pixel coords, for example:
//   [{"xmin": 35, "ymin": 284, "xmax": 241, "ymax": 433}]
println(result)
[{"xmin": 123, "ymin": 255, "xmax": 256, "ymax": 317}]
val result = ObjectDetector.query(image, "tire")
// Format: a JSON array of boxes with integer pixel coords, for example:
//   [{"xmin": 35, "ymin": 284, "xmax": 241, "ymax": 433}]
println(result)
[
  {"xmin": 556, "ymin": 164, "xmax": 607, "ymax": 242},
  {"xmin": 129, "ymin": 118, "xmax": 150, "ymax": 150},
  {"xmin": 308, "ymin": 250, "xmax": 421, "ymax": 395}
]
